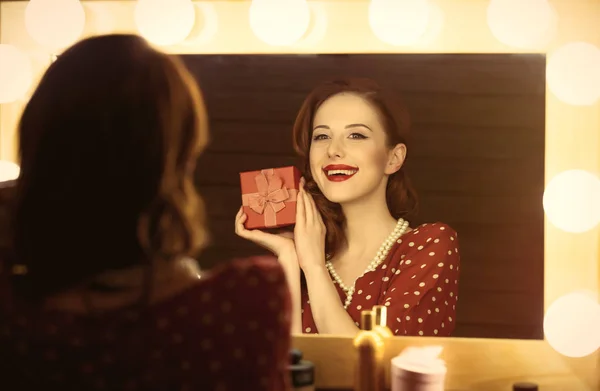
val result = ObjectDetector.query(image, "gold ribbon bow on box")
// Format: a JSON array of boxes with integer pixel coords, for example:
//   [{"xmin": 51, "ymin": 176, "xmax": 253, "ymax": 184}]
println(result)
[{"xmin": 243, "ymin": 169, "xmax": 298, "ymax": 227}]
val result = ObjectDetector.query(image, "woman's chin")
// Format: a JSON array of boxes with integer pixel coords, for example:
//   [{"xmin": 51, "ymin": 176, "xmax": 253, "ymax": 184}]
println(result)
[{"xmin": 321, "ymin": 190, "xmax": 360, "ymax": 205}]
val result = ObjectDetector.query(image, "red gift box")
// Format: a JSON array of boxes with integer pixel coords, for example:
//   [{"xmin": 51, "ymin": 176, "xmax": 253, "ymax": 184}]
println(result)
[{"xmin": 240, "ymin": 166, "xmax": 302, "ymax": 230}]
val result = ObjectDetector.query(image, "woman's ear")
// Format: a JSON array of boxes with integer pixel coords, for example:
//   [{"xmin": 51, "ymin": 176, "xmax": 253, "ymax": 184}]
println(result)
[{"xmin": 385, "ymin": 143, "xmax": 406, "ymax": 175}]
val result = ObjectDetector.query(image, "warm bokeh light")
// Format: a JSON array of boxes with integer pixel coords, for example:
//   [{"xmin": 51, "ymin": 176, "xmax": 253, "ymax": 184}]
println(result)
[
  {"xmin": 544, "ymin": 291, "xmax": 600, "ymax": 358},
  {"xmin": 418, "ymin": 2, "xmax": 444, "ymax": 46},
  {"xmin": 487, "ymin": 0, "xmax": 557, "ymax": 49},
  {"xmin": 294, "ymin": 3, "xmax": 329, "ymax": 48},
  {"xmin": 0, "ymin": 44, "xmax": 33, "ymax": 104},
  {"xmin": 546, "ymin": 42, "xmax": 600, "ymax": 106},
  {"xmin": 249, "ymin": 0, "xmax": 311, "ymax": 46},
  {"xmin": 368, "ymin": 0, "xmax": 431, "ymax": 46},
  {"xmin": 188, "ymin": 2, "xmax": 219, "ymax": 46},
  {"xmin": 0, "ymin": 161, "xmax": 20, "ymax": 183},
  {"xmin": 134, "ymin": 0, "xmax": 196, "ymax": 46},
  {"xmin": 543, "ymin": 170, "xmax": 600, "ymax": 233},
  {"xmin": 25, "ymin": 0, "xmax": 86, "ymax": 51}
]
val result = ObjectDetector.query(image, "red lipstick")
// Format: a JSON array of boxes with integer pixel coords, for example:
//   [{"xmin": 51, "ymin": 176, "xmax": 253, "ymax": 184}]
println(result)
[{"xmin": 323, "ymin": 164, "xmax": 359, "ymax": 182}]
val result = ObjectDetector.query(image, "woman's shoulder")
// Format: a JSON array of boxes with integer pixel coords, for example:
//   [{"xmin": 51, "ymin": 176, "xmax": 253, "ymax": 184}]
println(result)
[
  {"xmin": 201, "ymin": 255, "xmax": 286, "ymax": 288},
  {"xmin": 171, "ymin": 255, "xmax": 290, "ymax": 337},
  {"xmin": 382, "ymin": 222, "xmax": 460, "ymax": 285},
  {"xmin": 386, "ymin": 222, "xmax": 459, "ymax": 264},
  {"xmin": 174, "ymin": 255, "xmax": 289, "ymax": 309},
  {"xmin": 411, "ymin": 222, "xmax": 457, "ymax": 237},
  {"xmin": 401, "ymin": 222, "xmax": 458, "ymax": 247}
]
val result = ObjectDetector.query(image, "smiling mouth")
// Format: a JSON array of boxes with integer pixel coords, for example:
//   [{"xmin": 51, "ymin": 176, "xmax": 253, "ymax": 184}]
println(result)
[{"xmin": 323, "ymin": 167, "xmax": 359, "ymax": 182}]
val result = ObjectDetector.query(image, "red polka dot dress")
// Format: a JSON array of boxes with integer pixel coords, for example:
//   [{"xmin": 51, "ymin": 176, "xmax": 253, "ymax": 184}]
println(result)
[
  {"xmin": 0, "ymin": 256, "xmax": 292, "ymax": 391},
  {"xmin": 302, "ymin": 222, "xmax": 460, "ymax": 336}
]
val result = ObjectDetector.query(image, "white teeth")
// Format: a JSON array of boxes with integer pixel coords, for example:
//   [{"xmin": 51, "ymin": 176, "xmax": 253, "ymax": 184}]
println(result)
[{"xmin": 327, "ymin": 169, "xmax": 357, "ymax": 176}]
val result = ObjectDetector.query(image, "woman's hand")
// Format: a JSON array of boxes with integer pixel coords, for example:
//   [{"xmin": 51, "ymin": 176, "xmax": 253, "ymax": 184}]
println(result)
[
  {"xmin": 235, "ymin": 207, "xmax": 297, "ymax": 260},
  {"xmin": 294, "ymin": 178, "xmax": 327, "ymax": 271}
]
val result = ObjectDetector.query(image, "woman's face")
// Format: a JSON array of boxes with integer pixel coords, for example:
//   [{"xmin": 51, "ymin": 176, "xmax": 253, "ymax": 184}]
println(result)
[{"xmin": 309, "ymin": 93, "xmax": 405, "ymax": 205}]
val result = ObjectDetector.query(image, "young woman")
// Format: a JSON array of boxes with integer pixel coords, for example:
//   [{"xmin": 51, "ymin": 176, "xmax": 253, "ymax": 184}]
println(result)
[
  {"xmin": 0, "ymin": 34, "xmax": 291, "ymax": 390},
  {"xmin": 236, "ymin": 78, "xmax": 460, "ymax": 337}
]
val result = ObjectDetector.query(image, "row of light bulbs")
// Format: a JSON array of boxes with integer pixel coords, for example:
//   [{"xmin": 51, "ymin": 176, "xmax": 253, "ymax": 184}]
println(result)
[
  {"xmin": 18, "ymin": 0, "xmax": 560, "ymax": 49},
  {"xmin": 11, "ymin": 0, "xmax": 600, "ymax": 105},
  {"xmin": 4, "ymin": 0, "xmax": 600, "ymax": 107}
]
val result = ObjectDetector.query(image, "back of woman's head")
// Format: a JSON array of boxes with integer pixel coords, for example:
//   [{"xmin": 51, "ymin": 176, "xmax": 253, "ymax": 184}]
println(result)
[
  {"xmin": 292, "ymin": 78, "xmax": 418, "ymax": 257},
  {"xmin": 12, "ymin": 34, "xmax": 209, "ymax": 301}
]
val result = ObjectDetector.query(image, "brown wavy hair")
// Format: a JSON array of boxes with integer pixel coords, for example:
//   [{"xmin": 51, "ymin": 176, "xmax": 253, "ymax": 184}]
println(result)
[
  {"xmin": 292, "ymin": 78, "xmax": 418, "ymax": 258},
  {"xmin": 10, "ymin": 34, "xmax": 208, "ymax": 303}
]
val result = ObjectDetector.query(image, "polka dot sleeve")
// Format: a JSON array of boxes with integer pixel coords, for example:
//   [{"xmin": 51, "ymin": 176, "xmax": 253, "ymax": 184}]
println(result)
[
  {"xmin": 383, "ymin": 224, "xmax": 460, "ymax": 336},
  {"xmin": 204, "ymin": 256, "xmax": 293, "ymax": 390}
]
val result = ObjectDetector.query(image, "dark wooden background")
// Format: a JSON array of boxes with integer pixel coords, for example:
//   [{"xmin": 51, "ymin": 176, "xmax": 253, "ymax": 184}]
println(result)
[{"xmin": 181, "ymin": 54, "xmax": 546, "ymax": 340}]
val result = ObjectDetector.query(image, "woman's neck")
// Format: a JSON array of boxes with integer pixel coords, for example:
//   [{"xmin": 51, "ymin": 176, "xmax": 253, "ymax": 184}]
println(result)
[{"xmin": 338, "ymin": 195, "xmax": 402, "ymax": 261}]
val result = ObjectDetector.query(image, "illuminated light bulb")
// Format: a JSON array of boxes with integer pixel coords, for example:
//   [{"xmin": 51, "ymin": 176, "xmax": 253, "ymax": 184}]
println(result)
[
  {"xmin": 546, "ymin": 42, "xmax": 600, "ymax": 106},
  {"xmin": 542, "ymin": 170, "xmax": 600, "ymax": 233},
  {"xmin": 294, "ymin": 2, "xmax": 328, "ymax": 48},
  {"xmin": 134, "ymin": 0, "xmax": 196, "ymax": 46},
  {"xmin": 0, "ymin": 44, "xmax": 33, "ymax": 104},
  {"xmin": 186, "ymin": 3, "xmax": 219, "ymax": 46},
  {"xmin": 415, "ymin": 1, "xmax": 444, "ymax": 46},
  {"xmin": 544, "ymin": 291, "xmax": 600, "ymax": 358},
  {"xmin": 487, "ymin": 0, "xmax": 557, "ymax": 49},
  {"xmin": 368, "ymin": 0, "xmax": 430, "ymax": 46},
  {"xmin": 249, "ymin": 0, "xmax": 311, "ymax": 46},
  {"xmin": 25, "ymin": 0, "xmax": 86, "ymax": 51},
  {"xmin": 0, "ymin": 161, "xmax": 20, "ymax": 183}
]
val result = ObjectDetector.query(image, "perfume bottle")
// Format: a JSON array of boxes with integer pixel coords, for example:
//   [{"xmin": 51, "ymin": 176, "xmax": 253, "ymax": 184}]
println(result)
[
  {"xmin": 373, "ymin": 305, "xmax": 394, "ymax": 338},
  {"xmin": 353, "ymin": 310, "xmax": 385, "ymax": 391},
  {"xmin": 373, "ymin": 305, "xmax": 393, "ymax": 386}
]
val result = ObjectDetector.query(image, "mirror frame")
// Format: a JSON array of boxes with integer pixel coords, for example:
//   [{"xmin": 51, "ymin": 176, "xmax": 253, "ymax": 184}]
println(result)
[{"xmin": 0, "ymin": 1, "xmax": 598, "ymax": 389}]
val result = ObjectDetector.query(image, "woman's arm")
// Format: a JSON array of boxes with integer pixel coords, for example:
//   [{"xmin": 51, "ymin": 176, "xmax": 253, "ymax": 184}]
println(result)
[
  {"xmin": 302, "ymin": 264, "xmax": 359, "ymax": 335},
  {"xmin": 278, "ymin": 249, "xmax": 302, "ymax": 334},
  {"xmin": 293, "ymin": 180, "xmax": 359, "ymax": 335}
]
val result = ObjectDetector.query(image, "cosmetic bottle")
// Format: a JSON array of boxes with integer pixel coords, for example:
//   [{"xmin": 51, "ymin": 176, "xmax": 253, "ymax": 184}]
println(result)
[
  {"xmin": 289, "ymin": 349, "xmax": 315, "ymax": 391},
  {"xmin": 373, "ymin": 305, "xmax": 393, "ymax": 338},
  {"xmin": 353, "ymin": 310, "xmax": 385, "ymax": 391},
  {"xmin": 373, "ymin": 305, "xmax": 393, "ymax": 386},
  {"xmin": 391, "ymin": 346, "xmax": 447, "ymax": 391}
]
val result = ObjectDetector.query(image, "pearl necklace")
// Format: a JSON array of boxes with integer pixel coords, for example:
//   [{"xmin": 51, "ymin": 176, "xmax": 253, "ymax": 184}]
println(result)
[{"xmin": 325, "ymin": 218, "xmax": 409, "ymax": 309}]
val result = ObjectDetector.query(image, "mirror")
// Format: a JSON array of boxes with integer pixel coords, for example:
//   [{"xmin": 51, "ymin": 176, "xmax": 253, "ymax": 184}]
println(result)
[{"xmin": 183, "ymin": 54, "xmax": 546, "ymax": 340}]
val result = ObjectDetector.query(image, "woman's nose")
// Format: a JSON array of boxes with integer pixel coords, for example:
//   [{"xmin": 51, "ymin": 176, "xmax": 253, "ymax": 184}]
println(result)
[{"xmin": 327, "ymin": 138, "xmax": 344, "ymax": 158}]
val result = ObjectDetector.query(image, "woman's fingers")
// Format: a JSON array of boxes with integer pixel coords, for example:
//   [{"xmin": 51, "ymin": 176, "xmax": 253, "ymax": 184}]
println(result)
[
  {"xmin": 235, "ymin": 207, "xmax": 251, "ymax": 238},
  {"xmin": 304, "ymin": 188, "xmax": 324, "ymax": 228},
  {"xmin": 296, "ymin": 180, "xmax": 306, "ymax": 228},
  {"xmin": 302, "ymin": 185, "xmax": 314, "ymax": 225},
  {"xmin": 235, "ymin": 206, "xmax": 297, "ymax": 257}
]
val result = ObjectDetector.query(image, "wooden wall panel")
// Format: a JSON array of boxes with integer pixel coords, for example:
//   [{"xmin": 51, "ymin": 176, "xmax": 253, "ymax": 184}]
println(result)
[{"xmin": 183, "ymin": 54, "xmax": 546, "ymax": 340}]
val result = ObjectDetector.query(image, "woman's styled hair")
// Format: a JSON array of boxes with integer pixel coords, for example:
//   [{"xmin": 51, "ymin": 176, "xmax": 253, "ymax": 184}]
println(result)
[
  {"xmin": 10, "ymin": 34, "xmax": 209, "ymax": 302},
  {"xmin": 292, "ymin": 78, "xmax": 418, "ymax": 258}
]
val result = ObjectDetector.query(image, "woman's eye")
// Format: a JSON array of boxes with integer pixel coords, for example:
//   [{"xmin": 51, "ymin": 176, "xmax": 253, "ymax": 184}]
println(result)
[
  {"xmin": 349, "ymin": 133, "xmax": 367, "ymax": 139},
  {"xmin": 312, "ymin": 134, "xmax": 328, "ymax": 141}
]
